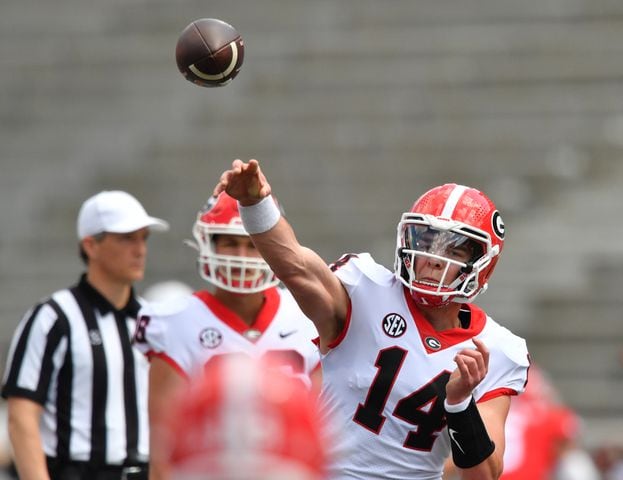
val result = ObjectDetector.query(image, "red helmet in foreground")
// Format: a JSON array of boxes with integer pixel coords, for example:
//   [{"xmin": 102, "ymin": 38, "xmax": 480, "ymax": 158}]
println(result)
[
  {"xmin": 163, "ymin": 356, "xmax": 327, "ymax": 480},
  {"xmin": 395, "ymin": 183, "xmax": 505, "ymax": 308}
]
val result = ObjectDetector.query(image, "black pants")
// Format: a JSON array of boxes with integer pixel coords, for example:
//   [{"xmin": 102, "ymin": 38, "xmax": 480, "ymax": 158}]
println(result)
[{"xmin": 46, "ymin": 458, "xmax": 148, "ymax": 480}]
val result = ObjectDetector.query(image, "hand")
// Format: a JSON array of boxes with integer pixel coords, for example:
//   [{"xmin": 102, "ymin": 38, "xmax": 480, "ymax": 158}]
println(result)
[
  {"xmin": 213, "ymin": 159, "xmax": 271, "ymax": 206},
  {"xmin": 445, "ymin": 338, "xmax": 489, "ymax": 405}
]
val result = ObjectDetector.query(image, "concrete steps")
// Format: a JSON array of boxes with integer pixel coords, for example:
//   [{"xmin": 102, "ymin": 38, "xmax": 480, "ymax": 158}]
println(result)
[{"xmin": 2, "ymin": 0, "xmax": 623, "ymax": 451}]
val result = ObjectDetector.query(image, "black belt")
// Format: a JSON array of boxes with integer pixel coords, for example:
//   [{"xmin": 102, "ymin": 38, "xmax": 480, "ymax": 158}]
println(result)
[{"xmin": 46, "ymin": 457, "xmax": 148, "ymax": 480}]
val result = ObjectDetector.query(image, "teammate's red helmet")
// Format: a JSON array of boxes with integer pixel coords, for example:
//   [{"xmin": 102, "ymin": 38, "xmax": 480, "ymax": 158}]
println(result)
[
  {"xmin": 192, "ymin": 193, "xmax": 279, "ymax": 293},
  {"xmin": 164, "ymin": 356, "xmax": 327, "ymax": 480},
  {"xmin": 394, "ymin": 183, "xmax": 505, "ymax": 308}
]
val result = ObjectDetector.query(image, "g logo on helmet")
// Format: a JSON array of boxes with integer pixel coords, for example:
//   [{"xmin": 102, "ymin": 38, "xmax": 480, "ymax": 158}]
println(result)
[{"xmin": 491, "ymin": 211, "xmax": 505, "ymax": 240}]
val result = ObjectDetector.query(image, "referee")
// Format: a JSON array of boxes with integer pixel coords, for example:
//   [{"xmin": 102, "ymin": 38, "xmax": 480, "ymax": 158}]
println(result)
[{"xmin": 1, "ymin": 191, "xmax": 169, "ymax": 480}]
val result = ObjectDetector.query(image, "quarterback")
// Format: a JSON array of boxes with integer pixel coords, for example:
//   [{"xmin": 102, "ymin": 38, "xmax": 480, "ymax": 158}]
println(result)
[{"xmin": 214, "ymin": 159, "xmax": 530, "ymax": 480}]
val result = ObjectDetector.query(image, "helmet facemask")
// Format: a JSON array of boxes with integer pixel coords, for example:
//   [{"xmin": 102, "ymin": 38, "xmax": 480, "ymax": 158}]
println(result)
[
  {"xmin": 395, "ymin": 213, "xmax": 497, "ymax": 307},
  {"xmin": 190, "ymin": 194, "xmax": 280, "ymax": 294}
]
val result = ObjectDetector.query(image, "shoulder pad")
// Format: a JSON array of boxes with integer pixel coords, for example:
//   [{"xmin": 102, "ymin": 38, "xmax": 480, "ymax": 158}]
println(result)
[
  {"xmin": 489, "ymin": 323, "xmax": 530, "ymax": 367},
  {"xmin": 331, "ymin": 252, "xmax": 393, "ymax": 287},
  {"xmin": 139, "ymin": 295, "xmax": 193, "ymax": 318}
]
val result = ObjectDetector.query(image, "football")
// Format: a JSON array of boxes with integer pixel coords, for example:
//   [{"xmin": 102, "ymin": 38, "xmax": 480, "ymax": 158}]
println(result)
[{"xmin": 175, "ymin": 18, "xmax": 244, "ymax": 87}]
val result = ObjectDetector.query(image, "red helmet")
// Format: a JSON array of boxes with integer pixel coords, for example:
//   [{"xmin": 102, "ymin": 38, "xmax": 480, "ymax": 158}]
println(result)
[
  {"xmin": 191, "ymin": 193, "xmax": 279, "ymax": 293},
  {"xmin": 394, "ymin": 183, "xmax": 505, "ymax": 308},
  {"xmin": 164, "ymin": 356, "xmax": 327, "ymax": 480}
]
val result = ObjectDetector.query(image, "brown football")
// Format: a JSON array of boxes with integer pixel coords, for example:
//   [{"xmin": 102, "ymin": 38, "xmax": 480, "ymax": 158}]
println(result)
[{"xmin": 175, "ymin": 18, "xmax": 244, "ymax": 87}]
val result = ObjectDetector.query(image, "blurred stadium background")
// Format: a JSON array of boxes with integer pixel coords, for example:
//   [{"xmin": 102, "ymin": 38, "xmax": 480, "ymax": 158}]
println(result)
[{"xmin": 1, "ymin": 0, "xmax": 622, "ymax": 456}]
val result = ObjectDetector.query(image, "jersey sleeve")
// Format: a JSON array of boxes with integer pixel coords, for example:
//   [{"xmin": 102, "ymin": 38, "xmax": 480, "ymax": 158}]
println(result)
[
  {"xmin": 299, "ymin": 317, "xmax": 322, "ymax": 374},
  {"xmin": 1, "ymin": 300, "xmax": 69, "ymax": 404},
  {"xmin": 133, "ymin": 300, "xmax": 179, "ymax": 356},
  {"xmin": 474, "ymin": 323, "xmax": 530, "ymax": 402},
  {"xmin": 331, "ymin": 253, "xmax": 394, "ymax": 292},
  {"xmin": 133, "ymin": 297, "xmax": 198, "ymax": 378}
]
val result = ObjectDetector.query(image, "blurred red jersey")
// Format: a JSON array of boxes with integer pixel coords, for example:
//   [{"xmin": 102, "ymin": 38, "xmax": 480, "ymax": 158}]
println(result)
[{"xmin": 501, "ymin": 368, "xmax": 579, "ymax": 480}]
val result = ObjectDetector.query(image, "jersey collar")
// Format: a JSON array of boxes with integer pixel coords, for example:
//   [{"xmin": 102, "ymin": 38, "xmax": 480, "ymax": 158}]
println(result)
[
  {"xmin": 403, "ymin": 287, "xmax": 486, "ymax": 353},
  {"xmin": 76, "ymin": 273, "xmax": 140, "ymax": 318},
  {"xmin": 194, "ymin": 287, "xmax": 280, "ymax": 338}
]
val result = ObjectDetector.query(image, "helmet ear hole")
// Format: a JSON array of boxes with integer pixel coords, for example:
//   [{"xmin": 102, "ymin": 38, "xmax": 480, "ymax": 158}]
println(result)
[
  {"xmin": 397, "ymin": 248, "xmax": 410, "ymax": 283},
  {"xmin": 460, "ymin": 262, "xmax": 474, "ymax": 274},
  {"xmin": 469, "ymin": 243, "xmax": 484, "ymax": 264}
]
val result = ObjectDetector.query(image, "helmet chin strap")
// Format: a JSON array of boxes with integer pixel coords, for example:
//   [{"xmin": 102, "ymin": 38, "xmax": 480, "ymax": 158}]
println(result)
[{"xmin": 412, "ymin": 293, "xmax": 453, "ymax": 309}]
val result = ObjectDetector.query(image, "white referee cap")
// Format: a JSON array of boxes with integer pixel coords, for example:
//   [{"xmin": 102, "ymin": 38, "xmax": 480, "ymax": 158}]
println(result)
[{"xmin": 77, "ymin": 190, "xmax": 169, "ymax": 239}]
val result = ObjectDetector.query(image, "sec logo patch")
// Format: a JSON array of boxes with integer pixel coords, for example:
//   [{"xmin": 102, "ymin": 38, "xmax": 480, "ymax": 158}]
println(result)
[
  {"xmin": 382, "ymin": 313, "xmax": 407, "ymax": 338},
  {"xmin": 199, "ymin": 328, "xmax": 223, "ymax": 348}
]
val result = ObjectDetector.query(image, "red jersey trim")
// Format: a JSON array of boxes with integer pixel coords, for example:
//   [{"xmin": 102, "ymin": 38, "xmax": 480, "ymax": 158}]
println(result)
[
  {"xmin": 403, "ymin": 288, "xmax": 487, "ymax": 353},
  {"xmin": 147, "ymin": 351, "xmax": 189, "ymax": 380},
  {"xmin": 317, "ymin": 298, "xmax": 352, "ymax": 350},
  {"xmin": 478, "ymin": 387, "xmax": 518, "ymax": 403},
  {"xmin": 193, "ymin": 288, "xmax": 280, "ymax": 338}
]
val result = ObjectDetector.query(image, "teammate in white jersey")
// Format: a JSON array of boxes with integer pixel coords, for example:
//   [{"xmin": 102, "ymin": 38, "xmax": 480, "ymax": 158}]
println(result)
[
  {"xmin": 214, "ymin": 159, "xmax": 531, "ymax": 480},
  {"xmin": 132, "ymin": 192, "xmax": 320, "ymax": 480}
]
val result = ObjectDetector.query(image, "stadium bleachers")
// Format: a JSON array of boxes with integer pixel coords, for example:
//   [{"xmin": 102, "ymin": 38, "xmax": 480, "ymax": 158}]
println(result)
[{"xmin": 1, "ymin": 0, "xmax": 623, "ymax": 449}]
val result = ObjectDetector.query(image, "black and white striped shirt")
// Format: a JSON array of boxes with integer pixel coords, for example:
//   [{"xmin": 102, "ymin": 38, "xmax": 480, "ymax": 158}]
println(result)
[{"xmin": 1, "ymin": 274, "xmax": 149, "ymax": 466}]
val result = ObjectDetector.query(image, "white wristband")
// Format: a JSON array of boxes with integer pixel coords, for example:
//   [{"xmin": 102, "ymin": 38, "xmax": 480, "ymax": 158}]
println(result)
[
  {"xmin": 444, "ymin": 395, "xmax": 474, "ymax": 413},
  {"xmin": 238, "ymin": 196, "xmax": 281, "ymax": 234}
]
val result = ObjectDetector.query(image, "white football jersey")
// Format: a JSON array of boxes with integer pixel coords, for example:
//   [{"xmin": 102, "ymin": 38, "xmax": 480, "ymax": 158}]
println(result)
[
  {"xmin": 133, "ymin": 287, "xmax": 320, "ymax": 388},
  {"xmin": 321, "ymin": 253, "xmax": 530, "ymax": 480}
]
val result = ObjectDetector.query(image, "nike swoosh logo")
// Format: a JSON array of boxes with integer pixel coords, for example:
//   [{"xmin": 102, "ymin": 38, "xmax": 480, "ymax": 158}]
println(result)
[
  {"xmin": 279, "ymin": 330, "xmax": 297, "ymax": 338},
  {"xmin": 448, "ymin": 428, "xmax": 465, "ymax": 455}
]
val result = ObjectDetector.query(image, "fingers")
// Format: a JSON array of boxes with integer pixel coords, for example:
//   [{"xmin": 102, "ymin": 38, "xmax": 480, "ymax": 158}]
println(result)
[
  {"xmin": 213, "ymin": 168, "xmax": 234, "ymax": 196},
  {"xmin": 232, "ymin": 158, "xmax": 245, "ymax": 169},
  {"xmin": 472, "ymin": 338, "xmax": 490, "ymax": 367},
  {"xmin": 446, "ymin": 339, "xmax": 490, "ymax": 404},
  {"xmin": 213, "ymin": 159, "xmax": 249, "ymax": 193},
  {"xmin": 453, "ymin": 339, "xmax": 489, "ymax": 385},
  {"xmin": 454, "ymin": 354, "xmax": 484, "ymax": 387},
  {"xmin": 213, "ymin": 159, "xmax": 269, "ymax": 201},
  {"xmin": 246, "ymin": 158, "xmax": 259, "ymax": 172}
]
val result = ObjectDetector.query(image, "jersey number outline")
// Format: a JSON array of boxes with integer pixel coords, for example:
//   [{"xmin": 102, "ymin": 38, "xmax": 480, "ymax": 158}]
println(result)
[{"xmin": 353, "ymin": 346, "xmax": 451, "ymax": 451}]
